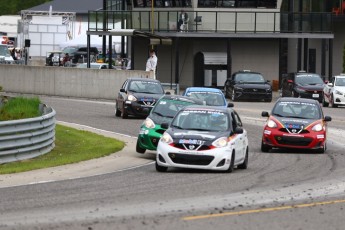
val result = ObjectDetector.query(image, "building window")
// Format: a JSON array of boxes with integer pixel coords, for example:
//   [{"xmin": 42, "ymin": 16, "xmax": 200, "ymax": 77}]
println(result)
[{"xmin": 197, "ymin": 0, "xmax": 276, "ymax": 8}]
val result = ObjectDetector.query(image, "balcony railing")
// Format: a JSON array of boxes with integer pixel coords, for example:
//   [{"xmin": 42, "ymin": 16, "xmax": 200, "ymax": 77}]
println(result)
[{"xmin": 88, "ymin": 10, "xmax": 333, "ymax": 34}]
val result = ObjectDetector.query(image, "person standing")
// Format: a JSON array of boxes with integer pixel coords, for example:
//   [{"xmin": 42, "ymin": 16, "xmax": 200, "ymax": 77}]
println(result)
[{"xmin": 145, "ymin": 49, "xmax": 158, "ymax": 79}]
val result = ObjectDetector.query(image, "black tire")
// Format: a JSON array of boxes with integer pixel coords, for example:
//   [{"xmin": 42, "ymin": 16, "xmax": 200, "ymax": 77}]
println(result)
[
  {"xmin": 231, "ymin": 89, "xmax": 236, "ymax": 101},
  {"xmin": 115, "ymin": 102, "xmax": 121, "ymax": 117},
  {"xmin": 155, "ymin": 161, "xmax": 168, "ymax": 172},
  {"xmin": 316, "ymin": 143, "xmax": 326, "ymax": 154},
  {"xmin": 121, "ymin": 103, "xmax": 128, "ymax": 119},
  {"xmin": 331, "ymin": 95, "xmax": 338, "ymax": 108},
  {"xmin": 261, "ymin": 141, "xmax": 271, "ymax": 152},
  {"xmin": 238, "ymin": 148, "xmax": 248, "ymax": 169},
  {"xmin": 226, "ymin": 152, "xmax": 235, "ymax": 173},
  {"xmin": 136, "ymin": 140, "xmax": 146, "ymax": 154},
  {"xmin": 322, "ymin": 95, "xmax": 329, "ymax": 107},
  {"xmin": 264, "ymin": 98, "xmax": 272, "ymax": 103}
]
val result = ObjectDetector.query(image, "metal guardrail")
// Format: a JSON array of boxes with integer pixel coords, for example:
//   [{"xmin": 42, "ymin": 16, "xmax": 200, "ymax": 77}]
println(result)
[{"xmin": 0, "ymin": 105, "xmax": 56, "ymax": 164}]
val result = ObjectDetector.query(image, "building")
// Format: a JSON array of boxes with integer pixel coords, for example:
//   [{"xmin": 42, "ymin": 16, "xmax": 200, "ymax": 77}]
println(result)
[{"xmin": 86, "ymin": 0, "xmax": 345, "ymax": 88}]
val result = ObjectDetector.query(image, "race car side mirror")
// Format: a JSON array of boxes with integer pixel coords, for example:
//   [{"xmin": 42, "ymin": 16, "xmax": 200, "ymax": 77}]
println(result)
[
  {"xmin": 161, "ymin": 123, "xmax": 169, "ymax": 129},
  {"xmin": 324, "ymin": 116, "xmax": 332, "ymax": 122},
  {"xmin": 327, "ymin": 82, "xmax": 333, "ymax": 87},
  {"xmin": 234, "ymin": 127, "xmax": 243, "ymax": 134},
  {"xmin": 261, "ymin": 111, "xmax": 269, "ymax": 117}
]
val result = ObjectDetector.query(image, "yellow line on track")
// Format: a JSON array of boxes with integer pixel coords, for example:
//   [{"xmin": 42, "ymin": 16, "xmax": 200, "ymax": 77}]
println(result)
[{"xmin": 183, "ymin": 199, "xmax": 345, "ymax": 221}]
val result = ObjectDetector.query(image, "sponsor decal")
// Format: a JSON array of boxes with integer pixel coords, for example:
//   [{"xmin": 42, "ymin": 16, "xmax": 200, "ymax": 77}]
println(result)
[
  {"xmin": 179, "ymin": 139, "xmax": 205, "ymax": 145},
  {"xmin": 264, "ymin": 130, "xmax": 271, "ymax": 135},
  {"xmin": 317, "ymin": 135, "xmax": 325, "ymax": 139}
]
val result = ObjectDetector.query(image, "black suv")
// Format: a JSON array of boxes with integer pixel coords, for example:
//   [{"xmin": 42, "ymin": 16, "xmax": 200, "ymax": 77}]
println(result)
[
  {"xmin": 224, "ymin": 70, "xmax": 272, "ymax": 102},
  {"xmin": 280, "ymin": 71, "xmax": 325, "ymax": 103}
]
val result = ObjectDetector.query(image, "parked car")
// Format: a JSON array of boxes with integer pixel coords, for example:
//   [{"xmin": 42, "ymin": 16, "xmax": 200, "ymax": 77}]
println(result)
[
  {"xmin": 322, "ymin": 73, "xmax": 345, "ymax": 108},
  {"xmin": 223, "ymin": 70, "xmax": 272, "ymax": 102},
  {"xmin": 136, "ymin": 95, "xmax": 204, "ymax": 154},
  {"xmin": 280, "ymin": 71, "xmax": 325, "ymax": 103},
  {"xmin": 156, "ymin": 105, "xmax": 249, "ymax": 172},
  {"xmin": 182, "ymin": 87, "xmax": 227, "ymax": 107},
  {"xmin": 261, "ymin": 97, "xmax": 331, "ymax": 153},
  {"xmin": 115, "ymin": 78, "xmax": 166, "ymax": 119}
]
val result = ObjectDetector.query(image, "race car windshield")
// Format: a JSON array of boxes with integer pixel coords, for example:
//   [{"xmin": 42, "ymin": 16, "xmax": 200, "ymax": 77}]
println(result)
[
  {"xmin": 335, "ymin": 78, "xmax": 345, "ymax": 86},
  {"xmin": 235, "ymin": 73, "xmax": 265, "ymax": 83},
  {"xmin": 128, "ymin": 81, "xmax": 164, "ymax": 94},
  {"xmin": 295, "ymin": 74, "xmax": 324, "ymax": 85},
  {"xmin": 172, "ymin": 110, "xmax": 229, "ymax": 131},
  {"xmin": 272, "ymin": 102, "xmax": 321, "ymax": 120},
  {"xmin": 187, "ymin": 92, "xmax": 225, "ymax": 106},
  {"xmin": 152, "ymin": 100, "xmax": 196, "ymax": 118}
]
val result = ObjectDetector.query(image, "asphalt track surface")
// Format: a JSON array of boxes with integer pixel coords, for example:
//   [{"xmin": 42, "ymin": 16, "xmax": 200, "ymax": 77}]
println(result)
[{"xmin": 0, "ymin": 95, "xmax": 345, "ymax": 230}]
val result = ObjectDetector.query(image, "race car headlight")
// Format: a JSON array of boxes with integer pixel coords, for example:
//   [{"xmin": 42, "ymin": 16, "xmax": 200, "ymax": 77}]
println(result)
[
  {"xmin": 335, "ymin": 90, "xmax": 343, "ymax": 95},
  {"xmin": 267, "ymin": 119, "xmax": 277, "ymax": 128},
  {"xmin": 127, "ymin": 94, "xmax": 137, "ymax": 101},
  {"xmin": 160, "ymin": 132, "xmax": 173, "ymax": 144},
  {"xmin": 312, "ymin": 123, "xmax": 323, "ymax": 132},
  {"xmin": 144, "ymin": 118, "xmax": 155, "ymax": 129},
  {"xmin": 212, "ymin": 137, "xmax": 228, "ymax": 148}
]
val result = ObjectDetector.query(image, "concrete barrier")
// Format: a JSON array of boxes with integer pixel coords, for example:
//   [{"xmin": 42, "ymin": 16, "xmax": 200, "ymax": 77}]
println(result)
[{"xmin": 0, "ymin": 65, "xmax": 153, "ymax": 100}]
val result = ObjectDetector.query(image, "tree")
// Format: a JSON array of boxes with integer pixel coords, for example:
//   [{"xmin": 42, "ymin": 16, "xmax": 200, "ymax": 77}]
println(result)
[{"xmin": 0, "ymin": 0, "xmax": 51, "ymax": 15}]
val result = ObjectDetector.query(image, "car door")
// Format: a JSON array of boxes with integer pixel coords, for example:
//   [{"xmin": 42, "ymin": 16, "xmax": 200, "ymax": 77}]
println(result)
[{"xmin": 230, "ymin": 111, "xmax": 246, "ymax": 164}]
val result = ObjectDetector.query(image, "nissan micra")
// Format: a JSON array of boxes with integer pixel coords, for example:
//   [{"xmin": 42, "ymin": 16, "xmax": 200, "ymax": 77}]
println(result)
[{"xmin": 156, "ymin": 105, "xmax": 249, "ymax": 172}]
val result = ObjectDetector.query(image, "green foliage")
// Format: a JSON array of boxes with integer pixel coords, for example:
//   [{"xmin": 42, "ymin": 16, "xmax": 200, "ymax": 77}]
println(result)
[
  {"xmin": 0, "ymin": 0, "xmax": 51, "ymax": 15},
  {"xmin": 0, "ymin": 97, "xmax": 41, "ymax": 121},
  {"xmin": 0, "ymin": 124, "xmax": 125, "ymax": 174}
]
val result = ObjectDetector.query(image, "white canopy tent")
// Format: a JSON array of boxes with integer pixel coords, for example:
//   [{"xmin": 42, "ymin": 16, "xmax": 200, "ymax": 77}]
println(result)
[{"xmin": 59, "ymin": 33, "xmax": 124, "ymax": 53}]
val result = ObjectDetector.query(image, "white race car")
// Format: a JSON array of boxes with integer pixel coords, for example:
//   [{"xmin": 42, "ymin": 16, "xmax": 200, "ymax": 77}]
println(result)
[
  {"xmin": 322, "ymin": 74, "xmax": 345, "ymax": 108},
  {"xmin": 156, "ymin": 105, "xmax": 249, "ymax": 172}
]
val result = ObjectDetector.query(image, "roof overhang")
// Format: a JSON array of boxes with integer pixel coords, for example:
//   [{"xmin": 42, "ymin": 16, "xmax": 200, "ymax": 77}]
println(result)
[{"xmin": 87, "ymin": 29, "xmax": 172, "ymax": 45}]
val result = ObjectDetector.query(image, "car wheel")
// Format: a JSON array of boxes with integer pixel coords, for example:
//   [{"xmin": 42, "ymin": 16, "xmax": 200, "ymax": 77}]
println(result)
[
  {"xmin": 121, "ymin": 103, "xmax": 128, "ymax": 119},
  {"xmin": 261, "ymin": 141, "xmax": 271, "ymax": 152},
  {"xmin": 322, "ymin": 94, "xmax": 329, "ymax": 107},
  {"xmin": 264, "ymin": 98, "xmax": 272, "ymax": 102},
  {"xmin": 238, "ymin": 148, "xmax": 248, "ymax": 169},
  {"xmin": 115, "ymin": 102, "xmax": 121, "ymax": 117},
  {"xmin": 331, "ymin": 95, "xmax": 338, "ymax": 108},
  {"xmin": 226, "ymin": 152, "xmax": 235, "ymax": 173},
  {"xmin": 316, "ymin": 143, "xmax": 326, "ymax": 154},
  {"xmin": 155, "ymin": 160, "xmax": 168, "ymax": 172},
  {"xmin": 136, "ymin": 140, "xmax": 146, "ymax": 154},
  {"xmin": 231, "ymin": 89, "xmax": 236, "ymax": 101}
]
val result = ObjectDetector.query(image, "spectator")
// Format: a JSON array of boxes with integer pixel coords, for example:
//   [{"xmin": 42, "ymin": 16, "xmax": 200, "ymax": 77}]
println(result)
[{"xmin": 145, "ymin": 49, "xmax": 158, "ymax": 79}]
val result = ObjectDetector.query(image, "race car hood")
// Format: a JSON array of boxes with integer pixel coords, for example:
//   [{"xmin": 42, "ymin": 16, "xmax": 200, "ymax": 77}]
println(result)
[
  {"xmin": 130, "ymin": 92, "xmax": 164, "ymax": 102},
  {"xmin": 235, "ymin": 82, "xmax": 271, "ymax": 90},
  {"xmin": 295, "ymin": 84, "xmax": 324, "ymax": 91},
  {"xmin": 167, "ymin": 129, "xmax": 229, "ymax": 144},
  {"xmin": 272, "ymin": 116, "xmax": 319, "ymax": 132}
]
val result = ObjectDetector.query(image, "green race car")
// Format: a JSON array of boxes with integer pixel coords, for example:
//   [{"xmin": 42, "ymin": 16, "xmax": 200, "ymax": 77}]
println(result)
[{"xmin": 136, "ymin": 95, "xmax": 204, "ymax": 153}]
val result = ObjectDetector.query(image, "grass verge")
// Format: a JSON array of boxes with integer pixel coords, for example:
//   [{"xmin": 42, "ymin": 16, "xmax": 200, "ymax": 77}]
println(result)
[
  {"xmin": 0, "ymin": 124, "xmax": 125, "ymax": 174},
  {"xmin": 0, "ymin": 97, "xmax": 41, "ymax": 121}
]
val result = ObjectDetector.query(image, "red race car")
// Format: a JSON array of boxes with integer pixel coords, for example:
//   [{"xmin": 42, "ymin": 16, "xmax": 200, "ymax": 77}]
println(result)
[{"xmin": 261, "ymin": 97, "xmax": 332, "ymax": 153}]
